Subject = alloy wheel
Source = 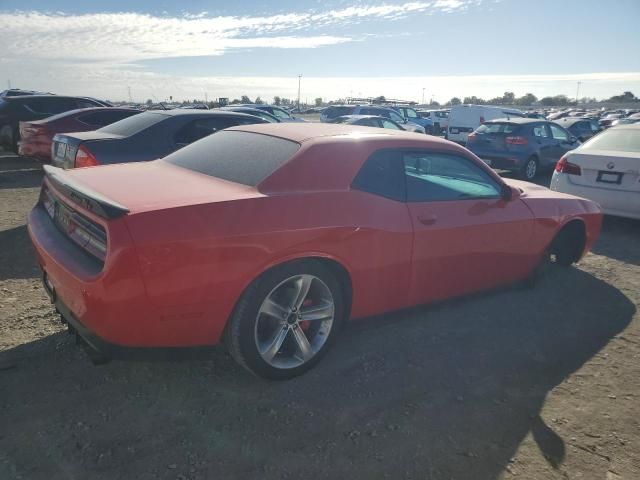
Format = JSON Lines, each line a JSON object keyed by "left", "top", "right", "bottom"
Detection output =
{"left": 254, "top": 274, "right": 335, "bottom": 369}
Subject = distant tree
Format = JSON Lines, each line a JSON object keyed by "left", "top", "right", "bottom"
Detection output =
{"left": 145, "top": 99, "right": 153, "bottom": 106}
{"left": 428, "top": 100, "right": 440, "bottom": 107}
{"left": 448, "top": 97, "right": 462, "bottom": 106}
{"left": 255, "top": 96, "right": 263, "bottom": 104}
{"left": 607, "top": 91, "right": 638, "bottom": 103}
{"left": 374, "top": 95, "right": 386, "bottom": 103}
{"left": 315, "top": 97, "right": 323, "bottom": 107}
{"left": 273, "top": 96, "right": 281, "bottom": 106}
{"left": 502, "top": 91, "right": 515, "bottom": 104}
{"left": 515, "top": 93, "right": 538, "bottom": 106}
{"left": 281, "top": 98, "right": 291, "bottom": 105}
{"left": 240, "top": 95, "right": 252, "bottom": 104}
{"left": 230, "top": 98, "right": 241, "bottom": 104}
{"left": 463, "top": 96, "right": 485, "bottom": 105}
{"left": 539, "top": 95, "right": 570, "bottom": 106}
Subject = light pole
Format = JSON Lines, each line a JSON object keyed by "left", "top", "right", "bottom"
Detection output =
{"left": 422, "top": 88, "right": 425, "bottom": 105}
{"left": 297, "top": 74, "right": 302, "bottom": 110}
{"left": 576, "top": 81, "right": 581, "bottom": 105}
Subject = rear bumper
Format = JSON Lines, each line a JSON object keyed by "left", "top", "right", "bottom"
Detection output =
{"left": 28, "top": 205, "right": 156, "bottom": 347}
{"left": 551, "top": 172, "right": 640, "bottom": 220}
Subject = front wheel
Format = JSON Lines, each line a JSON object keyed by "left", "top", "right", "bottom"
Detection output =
{"left": 225, "top": 260, "right": 345, "bottom": 380}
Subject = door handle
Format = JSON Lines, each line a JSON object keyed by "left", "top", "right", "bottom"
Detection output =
{"left": 418, "top": 214, "right": 437, "bottom": 226}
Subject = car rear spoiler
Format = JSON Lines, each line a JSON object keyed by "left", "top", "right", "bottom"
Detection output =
{"left": 43, "top": 165, "right": 130, "bottom": 219}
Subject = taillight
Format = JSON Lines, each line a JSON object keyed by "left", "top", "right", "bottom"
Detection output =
{"left": 479, "top": 116, "right": 485, "bottom": 124}
{"left": 555, "top": 156, "right": 581, "bottom": 175}
{"left": 75, "top": 145, "right": 100, "bottom": 168}
{"left": 22, "top": 124, "right": 49, "bottom": 136}
{"left": 505, "top": 136, "right": 528, "bottom": 145}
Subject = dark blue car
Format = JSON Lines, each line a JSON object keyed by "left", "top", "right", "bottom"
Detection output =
{"left": 466, "top": 118, "right": 579, "bottom": 180}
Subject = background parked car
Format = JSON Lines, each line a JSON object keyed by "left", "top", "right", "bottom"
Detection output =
{"left": 466, "top": 118, "right": 579, "bottom": 180}
{"left": 551, "top": 124, "right": 640, "bottom": 219}
{"left": 0, "top": 89, "right": 51, "bottom": 98}
{"left": 236, "top": 104, "right": 306, "bottom": 122}
{"left": 554, "top": 117, "right": 601, "bottom": 142}
{"left": 446, "top": 104, "right": 524, "bottom": 144}
{"left": 599, "top": 114, "right": 624, "bottom": 129}
{"left": 0, "top": 95, "right": 107, "bottom": 152}
{"left": 418, "top": 109, "right": 450, "bottom": 135}
{"left": 51, "top": 110, "right": 267, "bottom": 169}
{"left": 392, "top": 105, "right": 434, "bottom": 133}
{"left": 329, "top": 114, "right": 407, "bottom": 131}
{"left": 218, "top": 106, "right": 281, "bottom": 123}
{"left": 18, "top": 107, "right": 141, "bottom": 162}
{"left": 321, "top": 104, "right": 424, "bottom": 132}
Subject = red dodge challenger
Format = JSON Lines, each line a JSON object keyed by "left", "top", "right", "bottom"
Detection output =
{"left": 28, "top": 123, "right": 602, "bottom": 379}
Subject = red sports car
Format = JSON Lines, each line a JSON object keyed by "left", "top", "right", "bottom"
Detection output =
{"left": 18, "top": 107, "right": 140, "bottom": 162}
{"left": 28, "top": 123, "right": 602, "bottom": 379}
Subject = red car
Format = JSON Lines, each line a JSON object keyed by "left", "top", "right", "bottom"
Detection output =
{"left": 18, "top": 107, "right": 140, "bottom": 162}
{"left": 28, "top": 123, "right": 602, "bottom": 379}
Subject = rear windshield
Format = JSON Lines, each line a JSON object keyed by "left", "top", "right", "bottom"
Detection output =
{"left": 98, "top": 111, "right": 166, "bottom": 136}
{"left": 164, "top": 130, "right": 300, "bottom": 186}
{"left": 326, "top": 106, "right": 354, "bottom": 118}
{"left": 581, "top": 128, "right": 640, "bottom": 153}
{"left": 475, "top": 123, "right": 518, "bottom": 134}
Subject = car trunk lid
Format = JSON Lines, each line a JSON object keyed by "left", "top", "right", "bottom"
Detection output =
{"left": 45, "top": 160, "right": 263, "bottom": 216}
{"left": 52, "top": 131, "right": 123, "bottom": 169}
{"left": 565, "top": 149, "right": 640, "bottom": 192}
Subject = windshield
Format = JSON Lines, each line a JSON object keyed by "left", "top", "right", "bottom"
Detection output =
{"left": 164, "top": 130, "right": 300, "bottom": 186}
{"left": 99, "top": 111, "right": 165, "bottom": 136}
{"left": 581, "top": 128, "right": 640, "bottom": 153}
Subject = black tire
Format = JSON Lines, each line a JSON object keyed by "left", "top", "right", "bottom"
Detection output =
{"left": 0, "top": 125, "right": 18, "bottom": 153}
{"left": 225, "top": 260, "right": 346, "bottom": 380}
{"left": 548, "top": 222, "right": 586, "bottom": 267}
{"left": 520, "top": 156, "right": 539, "bottom": 181}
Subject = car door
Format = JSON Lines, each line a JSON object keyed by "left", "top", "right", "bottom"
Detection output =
{"left": 403, "top": 150, "right": 535, "bottom": 305}
{"left": 531, "top": 123, "right": 556, "bottom": 164}
{"left": 549, "top": 123, "right": 578, "bottom": 165}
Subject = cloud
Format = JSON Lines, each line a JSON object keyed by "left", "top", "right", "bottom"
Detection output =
{"left": 0, "top": 2, "right": 481, "bottom": 63}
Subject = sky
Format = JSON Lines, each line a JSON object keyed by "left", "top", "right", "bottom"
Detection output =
{"left": 1, "top": 0, "right": 639, "bottom": 104}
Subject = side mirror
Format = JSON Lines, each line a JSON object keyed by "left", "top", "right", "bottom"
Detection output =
{"left": 569, "top": 136, "right": 578, "bottom": 143}
{"left": 502, "top": 184, "right": 520, "bottom": 201}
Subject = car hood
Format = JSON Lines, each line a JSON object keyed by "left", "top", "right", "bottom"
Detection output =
{"left": 48, "top": 160, "right": 263, "bottom": 215}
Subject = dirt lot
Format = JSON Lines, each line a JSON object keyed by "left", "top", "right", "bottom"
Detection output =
{"left": 0, "top": 152, "right": 639, "bottom": 480}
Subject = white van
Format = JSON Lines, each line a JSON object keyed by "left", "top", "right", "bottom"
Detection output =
{"left": 447, "top": 105, "right": 524, "bottom": 144}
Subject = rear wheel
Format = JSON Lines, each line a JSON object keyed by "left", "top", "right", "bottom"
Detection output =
{"left": 0, "top": 125, "right": 18, "bottom": 153}
{"left": 520, "top": 156, "right": 538, "bottom": 181}
{"left": 225, "top": 260, "right": 345, "bottom": 380}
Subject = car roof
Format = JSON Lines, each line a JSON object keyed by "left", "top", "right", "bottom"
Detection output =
{"left": 148, "top": 109, "right": 260, "bottom": 118}
{"left": 227, "top": 122, "right": 440, "bottom": 144}
{"left": 555, "top": 117, "right": 588, "bottom": 125}
{"left": 337, "top": 115, "right": 385, "bottom": 120}
{"left": 484, "top": 117, "right": 545, "bottom": 125}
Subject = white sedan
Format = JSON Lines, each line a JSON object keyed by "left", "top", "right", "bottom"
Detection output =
{"left": 550, "top": 124, "right": 640, "bottom": 220}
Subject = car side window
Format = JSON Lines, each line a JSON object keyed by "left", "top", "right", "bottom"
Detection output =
{"left": 271, "top": 107, "right": 291, "bottom": 119}
{"left": 403, "top": 152, "right": 501, "bottom": 202}
{"left": 381, "top": 119, "right": 402, "bottom": 130}
{"left": 75, "top": 99, "right": 100, "bottom": 109}
{"left": 532, "top": 124, "right": 549, "bottom": 138}
{"left": 389, "top": 110, "right": 405, "bottom": 123}
{"left": 549, "top": 124, "right": 569, "bottom": 141}
{"left": 352, "top": 149, "right": 405, "bottom": 201}
{"left": 174, "top": 118, "right": 236, "bottom": 145}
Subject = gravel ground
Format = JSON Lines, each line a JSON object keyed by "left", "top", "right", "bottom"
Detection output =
{"left": 0, "top": 152, "right": 638, "bottom": 480}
